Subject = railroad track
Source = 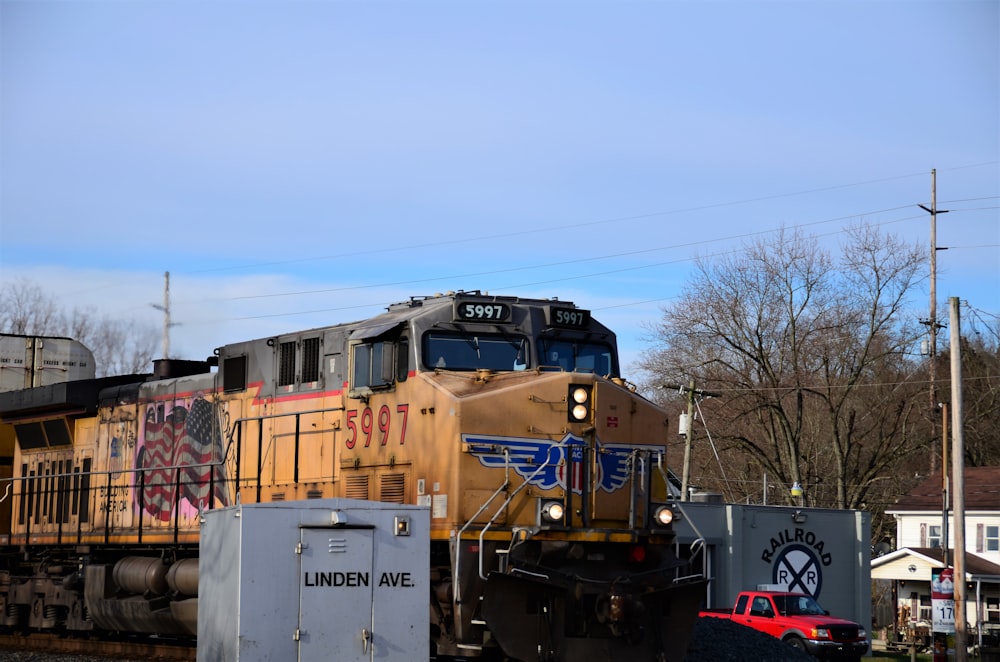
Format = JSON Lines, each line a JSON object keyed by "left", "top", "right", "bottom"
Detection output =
{"left": 0, "top": 632, "right": 196, "bottom": 661}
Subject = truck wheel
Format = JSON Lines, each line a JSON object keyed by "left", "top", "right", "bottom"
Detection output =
{"left": 785, "top": 636, "right": 808, "bottom": 653}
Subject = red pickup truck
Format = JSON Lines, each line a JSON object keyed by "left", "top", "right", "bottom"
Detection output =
{"left": 700, "top": 590, "right": 869, "bottom": 660}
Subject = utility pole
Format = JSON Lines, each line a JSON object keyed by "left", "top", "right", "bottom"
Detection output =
{"left": 662, "top": 382, "right": 719, "bottom": 501}
{"left": 682, "top": 379, "right": 695, "bottom": 501}
{"left": 950, "top": 297, "right": 967, "bottom": 661}
{"left": 920, "top": 169, "right": 949, "bottom": 473}
{"left": 151, "top": 271, "right": 176, "bottom": 359}
{"left": 941, "top": 403, "right": 949, "bottom": 569}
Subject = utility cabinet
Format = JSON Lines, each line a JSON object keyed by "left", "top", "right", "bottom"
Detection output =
{"left": 198, "top": 499, "right": 429, "bottom": 662}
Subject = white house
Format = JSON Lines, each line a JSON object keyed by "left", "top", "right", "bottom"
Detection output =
{"left": 872, "top": 467, "right": 1000, "bottom": 650}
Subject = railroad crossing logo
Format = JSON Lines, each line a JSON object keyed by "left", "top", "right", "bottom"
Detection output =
{"left": 772, "top": 543, "right": 823, "bottom": 597}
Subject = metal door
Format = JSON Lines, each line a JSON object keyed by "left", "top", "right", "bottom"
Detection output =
{"left": 298, "top": 527, "right": 374, "bottom": 662}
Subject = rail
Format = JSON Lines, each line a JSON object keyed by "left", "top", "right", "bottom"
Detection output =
{"left": 230, "top": 406, "right": 344, "bottom": 501}
{"left": 452, "top": 449, "right": 510, "bottom": 605}
{"left": 0, "top": 460, "right": 223, "bottom": 546}
{"left": 655, "top": 452, "right": 708, "bottom": 583}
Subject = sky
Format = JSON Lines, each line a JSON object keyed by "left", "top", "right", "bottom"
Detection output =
{"left": 1, "top": 0, "right": 998, "bottom": 374}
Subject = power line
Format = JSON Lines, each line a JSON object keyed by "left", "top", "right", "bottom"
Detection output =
{"left": 187, "top": 171, "right": 944, "bottom": 276}
{"left": 193, "top": 206, "right": 925, "bottom": 308}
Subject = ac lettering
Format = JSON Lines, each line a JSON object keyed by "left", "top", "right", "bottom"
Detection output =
{"left": 378, "top": 571, "right": 414, "bottom": 588}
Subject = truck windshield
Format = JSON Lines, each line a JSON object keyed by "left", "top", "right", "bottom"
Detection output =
{"left": 423, "top": 332, "right": 528, "bottom": 371}
{"left": 538, "top": 339, "right": 614, "bottom": 375}
{"left": 773, "top": 595, "right": 826, "bottom": 616}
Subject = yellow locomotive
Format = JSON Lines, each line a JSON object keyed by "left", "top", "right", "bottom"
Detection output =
{"left": 0, "top": 292, "right": 705, "bottom": 661}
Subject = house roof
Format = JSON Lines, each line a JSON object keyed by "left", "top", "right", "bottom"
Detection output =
{"left": 872, "top": 547, "right": 1000, "bottom": 582}
{"left": 887, "top": 466, "right": 1000, "bottom": 512}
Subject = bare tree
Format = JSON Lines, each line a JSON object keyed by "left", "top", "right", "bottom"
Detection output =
{"left": 947, "top": 330, "right": 1000, "bottom": 467}
{"left": 0, "top": 279, "right": 157, "bottom": 377}
{"left": 638, "top": 225, "right": 928, "bottom": 513}
{"left": 0, "top": 279, "right": 62, "bottom": 335}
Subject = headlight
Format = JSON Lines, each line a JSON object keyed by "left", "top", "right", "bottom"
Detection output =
{"left": 540, "top": 500, "right": 565, "bottom": 523}
{"left": 811, "top": 627, "right": 830, "bottom": 639}
{"left": 654, "top": 505, "right": 674, "bottom": 526}
{"left": 858, "top": 628, "right": 867, "bottom": 639}
{"left": 567, "top": 385, "right": 592, "bottom": 422}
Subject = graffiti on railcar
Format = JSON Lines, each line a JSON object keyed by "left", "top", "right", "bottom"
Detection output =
{"left": 134, "top": 395, "right": 230, "bottom": 520}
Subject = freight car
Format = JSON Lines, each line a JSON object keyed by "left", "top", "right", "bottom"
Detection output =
{"left": 0, "top": 291, "right": 706, "bottom": 662}
{"left": 0, "top": 334, "right": 96, "bottom": 390}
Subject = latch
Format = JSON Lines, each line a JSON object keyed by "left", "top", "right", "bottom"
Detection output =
{"left": 361, "top": 627, "right": 371, "bottom": 654}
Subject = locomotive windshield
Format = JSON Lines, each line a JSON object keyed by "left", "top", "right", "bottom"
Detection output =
{"left": 538, "top": 339, "right": 614, "bottom": 375}
{"left": 422, "top": 331, "right": 614, "bottom": 375}
{"left": 423, "top": 332, "right": 528, "bottom": 371}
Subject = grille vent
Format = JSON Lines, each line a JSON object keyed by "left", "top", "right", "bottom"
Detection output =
{"left": 380, "top": 473, "right": 406, "bottom": 504}
{"left": 345, "top": 475, "right": 369, "bottom": 500}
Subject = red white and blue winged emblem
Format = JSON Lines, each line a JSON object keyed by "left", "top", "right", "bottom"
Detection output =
{"left": 462, "top": 433, "right": 665, "bottom": 494}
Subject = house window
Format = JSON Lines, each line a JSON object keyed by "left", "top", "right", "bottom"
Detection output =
{"left": 928, "top": 525, "right": 942, "bottom": 549}
{"left": 919, "top": 595, "right": 932, "bottom": 621}
{"left": 987, "top": 597, "right": 1000, "bottom": 623}
{"left": 987, "top": 526, "right": 999, "bottom": 552}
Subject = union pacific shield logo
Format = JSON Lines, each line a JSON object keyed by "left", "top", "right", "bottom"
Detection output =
{"left": 462, "top": 433, "right": 664, "bottom": 494}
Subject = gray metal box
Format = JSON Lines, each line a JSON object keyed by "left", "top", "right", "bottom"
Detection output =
{"left": 198, "top": 499, "right": 429, "bottom": 662}
{"left": 674, "top": 502, "right": 871, "bottom": 632}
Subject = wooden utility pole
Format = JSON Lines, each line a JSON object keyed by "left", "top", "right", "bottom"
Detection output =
{"left": 941, "top": 403, "right": 949, "bottom": 569}
{"left": 920, "top": 169, "right": 948, "bottom": 472}
{"left": 681, "top": 379, "right": 695, "bottom": 501}
{"left": 950, "top": 297, "right": 967, "bottom": 661}
{"left": 661, "top": 382, "right": 718, "bottom": 501}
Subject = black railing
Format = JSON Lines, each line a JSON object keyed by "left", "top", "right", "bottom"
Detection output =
{"left": 1, "top": 406, "right": 344, "bottom": 546}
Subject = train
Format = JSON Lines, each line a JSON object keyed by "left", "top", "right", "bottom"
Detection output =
{"left": 0, "top": 291, "right": 706, "bottom": 661}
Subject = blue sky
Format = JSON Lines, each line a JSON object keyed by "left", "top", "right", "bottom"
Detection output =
{"left": 1, "top": 0, "right": 997, "bottom": 372}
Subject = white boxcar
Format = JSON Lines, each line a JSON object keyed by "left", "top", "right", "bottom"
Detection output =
{"left": 0, "top": 335, "right": 96, "bottom": 390}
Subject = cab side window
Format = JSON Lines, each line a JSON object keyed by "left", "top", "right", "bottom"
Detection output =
{"left": 350, "top": 335, "right": 408, "bottom": 395}
{"left": 353, "top": 340, "right": 392, "bottom": 389}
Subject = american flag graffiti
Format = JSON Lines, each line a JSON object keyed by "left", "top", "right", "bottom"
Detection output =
{"left": 136, "top": 397, "right": 229, "bottom": 521}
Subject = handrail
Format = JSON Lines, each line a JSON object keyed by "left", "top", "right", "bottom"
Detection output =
{"left": 476, "top": 439, "right": 573, "bottom": 581}
{"left": 453, "top": 449, "right": 510, "bottom": 605}
{"left": 2, "top": 406, "right": 349, "bottom": 546}
{"left": 655, "top": 451, "right": 707, "bottom": 577}
{"left": 1, "top": 460, "right": 230, "bottom": 546}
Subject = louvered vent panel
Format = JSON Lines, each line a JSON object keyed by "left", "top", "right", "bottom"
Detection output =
{"left": 278, "top": 341, "right": 296, "bottom": 386}
{"left": 345, "top": 475, "right": 369, "bottom": 500}
{"left": 380, "top": 473, "right": 406, "bottom": 504}
{"left": 301, "top": 337, "right": 320, "bottom": 383}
